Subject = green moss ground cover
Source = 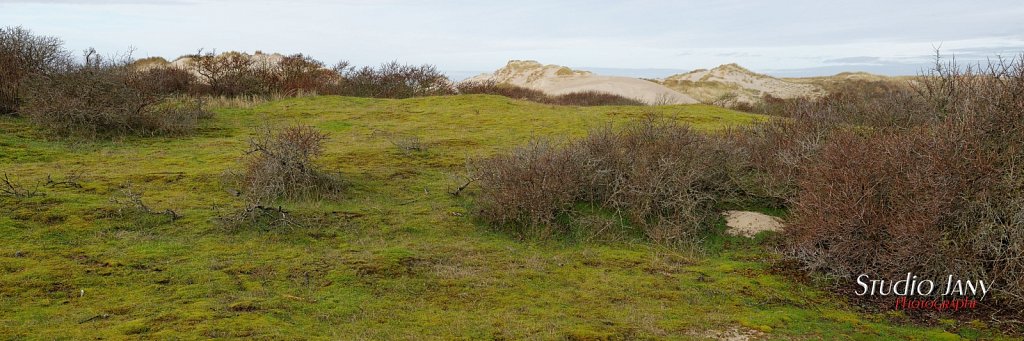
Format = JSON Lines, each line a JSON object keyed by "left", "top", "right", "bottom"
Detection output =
{"left": 0, "top": 95, "right": 1007, "bottom": 339}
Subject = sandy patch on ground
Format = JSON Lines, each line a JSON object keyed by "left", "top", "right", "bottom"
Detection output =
{"left": 722, "top": 210, "right": 783, "bottom": 237}
{"left": 698, "top": 327, "right": 765, "bottom": 340}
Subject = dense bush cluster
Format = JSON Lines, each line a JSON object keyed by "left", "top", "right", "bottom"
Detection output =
{"left": 20, "top": 49, "right": 210, "bottom": 137}
{"left": 474, "top": 55, "right": 1024, "bottom": 308}
{"left": 782, "top": 57, "right": 1024, "bottom": 307}
{"left": 0, "top": 26, "right": 69, "bottom": 115}
{"left": 6, "top": 23, "right": 1021, "bottom": 311}
{"left": 457, "top": 80, "right": 645, "bottom": 106}
{"left": 183, "top": 51, "right": 346, "bottom": 97}
{"left": 473, "top": 118, "right": 740, "bottom": 242}
{"left": 336, "top": 61, "right": 455, "bottom": 98}
{"left": 146, "top": 53, "right": 456, "bottom": 99}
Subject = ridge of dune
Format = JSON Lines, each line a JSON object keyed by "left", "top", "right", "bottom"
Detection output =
{"left": 661, "top": 63, "right": 825, "bottom": 104}
{"left": 467, "top": 60, "right": 699, "bottom": 105}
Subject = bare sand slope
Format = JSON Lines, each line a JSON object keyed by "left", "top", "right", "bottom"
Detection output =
{"left": 468, "top": 60, "right": 698, "bottom": 105}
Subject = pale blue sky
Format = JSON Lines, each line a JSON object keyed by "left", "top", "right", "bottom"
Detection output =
{"left": 3, "top": 0, "right": 1023, "bottom": 78}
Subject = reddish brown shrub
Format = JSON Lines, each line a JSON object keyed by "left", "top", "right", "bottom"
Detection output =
{"left": 547, "top": 90, "right": 645, "bottom": 106}
{"left": 474, "top": 118, "right": 741, "bottom": 242}
{"left": 457, "top": 80, "right": 645, "bottom": 106}
{"left": 187, "top": 50, "right": 271, "bottom": 96}
{"left": 456, "top": 80, "right": 547, "bottom": 102}
{"left": 20, "top": 49, "right": 210, "bottom": 137}
{"left": 276, "top": 54, "right": 338, "bottom": 95}
{"left": 133, "top": 66, "right": 196, "bottom": 95}
{"left": 782, "top": 54, "right": 1024, "bottom": 308}
{"left": 473, "top": 139, "right": 584, "bottom": 238}
{"left": 335, "top": 61, "right": 455, "bottom": 98}
{"left": 0, "top": 26, "right": 69, "bottom": 115}
{"left": 241, "top": 125, "right": 343, "bottom": 203}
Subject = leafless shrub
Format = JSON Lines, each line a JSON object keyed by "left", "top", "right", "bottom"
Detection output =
{"left": 473, "top": 118, "right": 742, "bottom": 243}
{"left": 19, "top": 49, "right": 211, "bottom": 138}
{"left": 216, "top": 201, "right": 303, "bottom": 230}
{"left": 710, "top": 92, "right": 740, "bottom": 108}
{"left": 738, "top": 79, "right": 927, "bottom": 130}
{"left": 219, "top": 125, "right": 341, "bottom": 231}
{"left": 239, "top": 125, "right": 343, "bottom": 203}
{"left": 187, "top": 50, "right": 266, "bottom": 96}
{"left": 456, "top": 80, "right": 548, "bottom": 102}
{"left": 0, "top": 26, "right": 70, "bottom": 115}
{"left": 782, "top": 53, "right": 1024, "bottom": 309}
{"left": 374, "top": 129, "right": 428, "bottom": 155}
{"left": 109, "top": 182, "right": 180, "bottom": 220}
{"left": 135, "top": 66, "right": 196, "bottom": 95}
{"left": 473, "top": 138, "right": 584, "bottom": 238}
{"left": 547, "top": 90, "right": 645, "bottom": 106}
{"left": 651, "top": 92, "right": 675, "bottom": 106}
{"left": 334, "top": 61, "right": 455, "bottom": 98}
{"left": 275, "top": 54, "right": 339, "bottom": 95}
{"left": 456, "top": 80, "right": 645, "bottom": 106}
{"left": 447, "top": 173, "right": 476, "bottom": 197}
{"left": 1, "top": 173, "right": 41, "bottom": 198}
{"left": 44, "top": 170, "right": 83, "bottom": 189}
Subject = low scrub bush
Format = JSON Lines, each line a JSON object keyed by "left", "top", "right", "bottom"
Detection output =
{"left": 187, "top": 50, "right": 269, "bottom": 96}
{"left": 547, "top": 90, "right": 645, "bottom": 106}
{"left": 457, "top": 80, "right": 645, "bottom": 106}
{"left": 19, "top": 49, "right": 210, "bottom": 137}
{"left": 239, "top": 125, "right": 343, "bottom": 203}
{"left": 0, "top": 26, "right": 69, "bottom": 115}
{"left": 782, "top": 55, "right": 1024, "bottom": 308}
{"left": 335, "top": 61, "right": 455, "bottom": 98}
{"left": 275, "top": 54, "right": 339, "bottom": 95}
{"left": 136, "top": 66, "right": 197, "bottom": 95}
{"left": 456, "top": 80, "right": 547, "bottom": 102}
{"left": 474, "top": 118, "right": 741, "bottom": 242}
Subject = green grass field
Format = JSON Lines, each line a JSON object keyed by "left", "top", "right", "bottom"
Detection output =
{"left": 0, "top": 95, "right": 1006, "bottom": 339}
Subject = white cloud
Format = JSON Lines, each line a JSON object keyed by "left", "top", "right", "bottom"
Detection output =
{"left": 1, "top": 0, "right": 1022, "bottom": 75}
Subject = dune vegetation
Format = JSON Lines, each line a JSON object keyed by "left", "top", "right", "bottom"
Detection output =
{"left": 3, "top": 26, "right": 1023, "bottom": 339}
{"left": 3, "top": 95, "right": 1007, "bottom": 339}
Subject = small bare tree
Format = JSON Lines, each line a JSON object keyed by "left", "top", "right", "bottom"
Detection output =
{"left": 0, "top": 26, "right": 70, "bottom": 115}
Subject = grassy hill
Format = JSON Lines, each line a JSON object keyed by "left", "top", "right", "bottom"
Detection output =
{"left": 0, "top": 95, "right": 1000, "bottom": 339}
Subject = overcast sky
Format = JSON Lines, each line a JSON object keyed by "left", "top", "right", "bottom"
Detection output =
{"left": 3, "top": 0, "right": 1024, "bottom": 78}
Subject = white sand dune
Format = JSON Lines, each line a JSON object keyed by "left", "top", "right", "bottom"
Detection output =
{"left": 661, "top": 64, "right": 825, "bottom": 104}
{"left": 467, "top": 60, "right": 698, "bottom": 105}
